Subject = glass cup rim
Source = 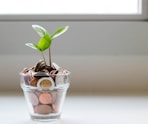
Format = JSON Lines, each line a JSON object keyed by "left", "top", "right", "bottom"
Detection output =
{"left": 19, "top": 71, "right": 71, "bottom": 76}
{"left": 21, "top": 83, "right": 70, "bottom": 91}
{"left": 20, "top": 71, "right": 70, "bottom": 91}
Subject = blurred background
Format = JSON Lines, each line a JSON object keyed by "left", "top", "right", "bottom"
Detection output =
{"left": 1, "top": 21, "right": 148, "bottom": 94}
{"left": 0, "top": 0, "right": 148, "bottom": 95}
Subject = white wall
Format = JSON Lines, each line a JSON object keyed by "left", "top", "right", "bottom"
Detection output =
{"left": 0, "top": 21, "right": 148, "bottom": 93}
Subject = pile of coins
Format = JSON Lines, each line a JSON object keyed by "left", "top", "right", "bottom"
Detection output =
{"left": 21, "top": 60, "right": 69, "bottom": 116}
{"left": 22, "top": 60, "right": 68, "bottom": 90}
{"left": 26, "top": 90, "right": 64, "bottom": 115}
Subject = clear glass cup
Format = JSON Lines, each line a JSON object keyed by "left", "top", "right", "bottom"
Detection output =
{"left": 20, "top": 71, "right": 70, "bottom": 122}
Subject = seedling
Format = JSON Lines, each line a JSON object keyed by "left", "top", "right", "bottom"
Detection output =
{"left": 26, "top": 25, "right": 69, "bottom": 66}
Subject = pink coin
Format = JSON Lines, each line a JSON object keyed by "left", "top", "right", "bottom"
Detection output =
{"left": 28, "top": 93, "right": 39, "bottom": 106}
{"left": 52, "top": 103, "right": 60, "bottom": 113}
{"left": 50, "top": 91, "right": 57, "bottom": 103}
{"left": 39, "top": 92, "right": 53, "bottom": 104}
{"left": 35, "top": 105, "right": 52, "bottom": 114}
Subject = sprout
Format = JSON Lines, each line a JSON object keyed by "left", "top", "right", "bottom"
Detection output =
{"left": 25, "top": 25, "right": 69, "bottom": 66}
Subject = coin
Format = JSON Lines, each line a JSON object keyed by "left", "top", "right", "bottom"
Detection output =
{"left": 34, "top": 60, "right": 46, "bottom": 72}
{"left": 28, "top": 93, "right": 39, "bottom": 106}
{"left": 52, "top": 103, "right": 59, "bottom": 113}
{"left": 51, "top": 91, "right": 57, "bottom": 103}
{"left": 33, "top": 72, "right": 49, "bottom": 77}
{"left": 30, "top": 77, "right": 38, "bottom": 86}
{"left": 37, "top": 77, "right": 55, "bottom": 90}
{"left": 40, "top": 80, "right": 52, "bottom": 88}
{"left": 39, "top": 92, "right": 53, "bottom": 104}
{"left": 34, "top": 105, "right": 52, "bottom": 114}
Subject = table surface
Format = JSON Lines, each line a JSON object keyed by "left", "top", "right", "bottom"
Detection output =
{"left": 0, "top": 93, "right": 148, "bottom": 124}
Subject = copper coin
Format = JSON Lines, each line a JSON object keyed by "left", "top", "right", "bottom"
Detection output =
{"left": 30, "top": 77, "right": 38, "bottom": 86}
{"left": 28, "top": 93, "right": 39, "bottom": 106}
{"left": 51, "top": 91, "right": 57, "bottom": 103}
{"left": 52, "top": 103, "right": 60, "bottom": 113}
{"left": 35, "top": 105, "right": 52, "bottom": 114}
{"left": 39, "top": 92, "right": 53, "bottom": 104}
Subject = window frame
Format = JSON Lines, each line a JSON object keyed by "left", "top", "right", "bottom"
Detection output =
{"left": 0, "top": 0, "right": 147, "bottom": 21}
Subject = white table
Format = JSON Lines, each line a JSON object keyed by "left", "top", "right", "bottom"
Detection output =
{"left": 0, "top": 93, "right": 148, "bottom": 124}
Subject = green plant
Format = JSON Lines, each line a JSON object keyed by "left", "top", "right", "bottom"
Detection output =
{"left": 26, "top": 25, "right": 69, "bottom": 66}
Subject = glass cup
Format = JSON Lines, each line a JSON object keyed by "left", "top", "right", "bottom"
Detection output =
{"left": 20, "top": 71, "right": 70, "bottom": 122}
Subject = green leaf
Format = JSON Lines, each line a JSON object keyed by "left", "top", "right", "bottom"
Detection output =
{"left": 25, "top": 43, "right": 38, "bottom": 50}
{"left": 32, "top": 25, "right": 49, "bottom": 37}
{"left": 37, "top": 35, "right": 52, "bottom": 51}
{"left": 51, "top": 26, "right": 69, "bottom": 39}
{"left": 25, "top": 35, "right": 52, "bottom": 52}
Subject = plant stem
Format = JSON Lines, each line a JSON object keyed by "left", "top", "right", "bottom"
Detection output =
{"left": 41, "top": 52, "right": 46, "bottom": 65}
{"left": 49, "top": 47, "right": 52, "bottom": 67}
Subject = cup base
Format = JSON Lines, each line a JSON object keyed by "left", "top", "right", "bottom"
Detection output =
{"left": 31, "top": 114, "right": 60, "bottom": 122}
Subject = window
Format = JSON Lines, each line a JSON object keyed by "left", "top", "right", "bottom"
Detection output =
{"left": 0, "top": 0, "right": 147, "bottom": 21}
{"left": 0, "top": 0, "right": 141, "bottom": 14}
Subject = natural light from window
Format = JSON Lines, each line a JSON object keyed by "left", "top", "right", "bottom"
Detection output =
{"left": 0, "top": 0, "right": 141, "bottom": 15}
